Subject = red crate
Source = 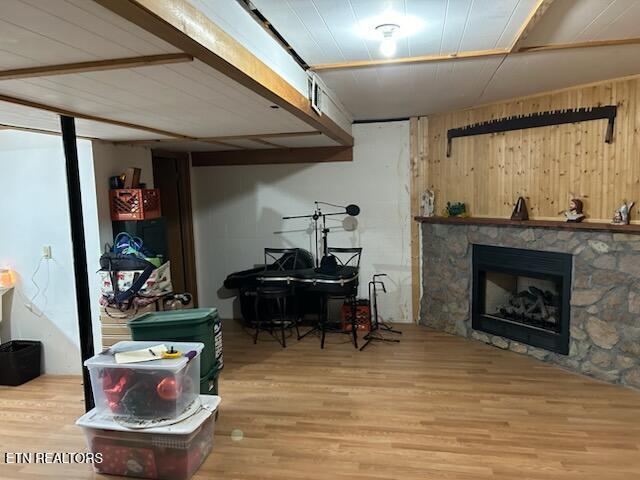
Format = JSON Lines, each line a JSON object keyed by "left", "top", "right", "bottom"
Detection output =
{"left": 341, "top": 301, "right": 371, "bottom": 332}
{"left": 109, "top": 189, "right": 161, "bottom": 221}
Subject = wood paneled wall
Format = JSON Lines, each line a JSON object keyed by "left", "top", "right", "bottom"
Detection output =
{"left": 414, "top": 76, "right": 640, "bottom": 222}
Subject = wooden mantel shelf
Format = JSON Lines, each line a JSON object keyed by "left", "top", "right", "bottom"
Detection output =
{"left": 414, "top": 216, "right": 640, "bottom": 234}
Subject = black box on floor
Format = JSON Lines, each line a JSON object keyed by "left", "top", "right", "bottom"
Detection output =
{"left": 0, "top": 340, "right": 42, "bottom": 386}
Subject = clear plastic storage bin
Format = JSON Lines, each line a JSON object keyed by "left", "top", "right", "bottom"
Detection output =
{"left": 77, "top": 395, "right": 220, "bottom": 480}
{"left": 85, "top": 341, "right": 204, "bottom": 421}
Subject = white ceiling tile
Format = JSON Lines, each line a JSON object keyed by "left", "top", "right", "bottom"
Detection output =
{"left": 520, "top": 0, "right": 640, "bottom": 46}
{"left": 319, "top": 56, "right": 504, "bottom": 119}
{"left": 480, "top": 43, "right": 640, "bottom": 103}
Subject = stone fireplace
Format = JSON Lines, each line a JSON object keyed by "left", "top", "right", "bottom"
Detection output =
{"left": 420, "top": 221, "right": 640, "bottom": 389}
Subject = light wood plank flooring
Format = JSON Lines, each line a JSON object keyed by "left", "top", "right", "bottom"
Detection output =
{"left": 1, "top": 323, "right": 639, "bottom": 479}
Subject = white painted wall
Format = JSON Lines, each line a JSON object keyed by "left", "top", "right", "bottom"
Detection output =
{"left": 0, "top": 135, "right": 153, "bottom": 374}
{"left": 0, "top": 131, "right": 96, "bottom": 374}
{"left": 191, "top": 121, "right": 412, "bottom": 323}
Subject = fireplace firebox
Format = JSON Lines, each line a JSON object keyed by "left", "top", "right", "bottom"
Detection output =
{"left": 472, "top": 244, "right": 572, "bottom": 355}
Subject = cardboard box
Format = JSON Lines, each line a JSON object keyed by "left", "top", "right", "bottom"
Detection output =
{"left": 123, "top": 167, "right": 141, "bottom": 188}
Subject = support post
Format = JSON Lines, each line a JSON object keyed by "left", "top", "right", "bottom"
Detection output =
{"left": 60, "top": 115, "right": 95, "bottom": 412}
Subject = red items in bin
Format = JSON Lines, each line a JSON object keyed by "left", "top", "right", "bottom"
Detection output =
{"left": 101, "top": 368, "right": 193, "bottom": 418}
{"left": 110, "top": 188, "right": 161, "bottom": 221}
{"left": 85, "top": 341, "right": 203, "bottom": 422}
{"left": 77, "top": 395, "right": 220, "bottom": 480}
{"left": 341, "top": 300, "right": 371, "bottom": 332}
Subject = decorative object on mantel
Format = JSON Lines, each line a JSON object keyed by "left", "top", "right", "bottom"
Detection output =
{"left": 561, "top": 198, "right": 585, "bottom": 223}
{"left": 446, "top": 105, "right": 617, "bottom": 157}
{"left": 420, "top": 190, "right": 435, "bottom": 217}
{"left": 510, "top": 196, "right": 529, "bottom": 221}
{"left": 612, "top": 200, "right": 635, "bottom": 225}
{"left": 442, "top": 202, "right": 468, "bottom": 218}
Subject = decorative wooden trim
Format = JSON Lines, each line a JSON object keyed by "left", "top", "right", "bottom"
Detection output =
{"left": 517, "top": 37, "right": 640, "bottom": 54}
{"left": 310, "top": 49, "right": 507, "bottom": 71}
{"left": 118, "top": 130, "right": 322, "bottom": 145}
{"left": 415, "top": 216, "right": 640, "bottom": 234}
{"left": 248, "top": 138, "right": 284, "bottom": 148}
{"left": 0, "top": 123, "right": 97, "bottom": 140}
{"left": 0, "top": 93, "right": 192, "bottom": 139}
{"left": 510, "top": 0, "right": 555, "bottom": 52}
{"left": 209, "top": 131, "right": 321, "bottom": 141}
{"left": 96, "top": 0, "right": 353, "bottom": 146}
{"left": 192, "top": 146, "right": 352, "bottom": 166}
{"left": 201, "top": 139, "right": 249, "bottom": 149}
{"left": 0, "top": 54, "right": 193, "bottom": 81}
{"left": 409, "top": 117, "right": 423, "bottom": 324}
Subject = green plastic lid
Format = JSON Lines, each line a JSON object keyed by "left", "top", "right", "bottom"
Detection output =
{"left": 128, "top": 308, "right": 218, "bottom": 328}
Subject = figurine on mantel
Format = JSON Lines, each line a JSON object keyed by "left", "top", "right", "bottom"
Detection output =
{"left": 612, "top": 200, "right": 635, "bottom": 225}
{"left": 443, "top": 202, "right": 469, "bottom": 218}
{"left": 420, "top": 189, "right": 435, "bottom": 217}
{"left": 510, "top": 196, "right": 529, "bottom": 221}
{"left": 562, "top": 198, "right": 585, "bottom": 223}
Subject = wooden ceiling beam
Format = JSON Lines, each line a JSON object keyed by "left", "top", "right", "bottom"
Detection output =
{"left": 510, "top": 0, "right": 555, "bottom": 52}
{"left": 310, "top": 49, "right": 508, "bottom": 72}
{"left": 517, "top": 37, "right": 640, "bottom": 54}
{"left": 95, "top": 0, "right": 353, "bottom": 147}
{"left": 0, "top": 123, "right": 96, "bottom": 140}
{"left": 248, "top": 138, "right": 284, "bottom": 148}
{"left": 192, "top": 146, "right": 352, "bottom": 166}
{"left": 0, "top": 93, "right": 192, "bottom": 139}
{"left": 0, "top": 53, "right": 193, "bottom": 81}
{"left": 114, "top": 130, "right": 322, "bottom": 145}
{"left": 205, "top": 131, "right": 321, "bottom": 141}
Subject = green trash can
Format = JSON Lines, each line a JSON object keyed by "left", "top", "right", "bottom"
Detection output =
{"left": 200, "top": 362, "right": 219, "bottom": 395}
{"left": 128, "top": 308, "right": 219, "bottom": 374}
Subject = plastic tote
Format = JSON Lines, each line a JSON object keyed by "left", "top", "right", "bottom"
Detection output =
{"left": 200, "top": 362, "right": 219, "bottom": 395}
{"left": 77, "top": 395, "right": 220, "bottom": 480}
{"left": 128, "top": 308, "right": 221, "bottom": 373}
{"left": 85, "top": 341, "right": 203, "bottom": 421}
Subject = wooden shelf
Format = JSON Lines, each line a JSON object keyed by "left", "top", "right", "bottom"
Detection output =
{"left": 414, "top": 216, "right": 640, "bottom": 234}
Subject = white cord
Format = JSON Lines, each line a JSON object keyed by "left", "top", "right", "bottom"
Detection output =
{"left": 29, "top": 255, "right": 45, "bottom": 305}
{"left": 27, "top": 255, "right": 50, "bottom": 316}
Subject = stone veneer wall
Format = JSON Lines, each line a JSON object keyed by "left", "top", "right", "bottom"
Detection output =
{"left": 420, "top": 223, "right": 640, "bottom": 389}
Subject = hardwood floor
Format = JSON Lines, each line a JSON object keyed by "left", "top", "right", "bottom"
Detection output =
{"left": 1, "top": 323, "right": 639, "bottom": 479}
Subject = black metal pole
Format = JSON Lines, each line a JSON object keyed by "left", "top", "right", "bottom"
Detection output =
{"left": 60, "top": 115, "right": 95, "bottom": 412}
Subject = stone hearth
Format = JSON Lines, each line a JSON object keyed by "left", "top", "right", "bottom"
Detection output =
{"left": 420, "top": 223, "right": 640, "bottom": 389}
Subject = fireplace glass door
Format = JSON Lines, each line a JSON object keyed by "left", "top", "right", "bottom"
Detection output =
{"left": 472, "top": 244, "right": 572, "bottom": 354}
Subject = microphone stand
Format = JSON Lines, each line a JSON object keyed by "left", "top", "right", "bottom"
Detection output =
{"left": 282, "top": 204, "right": 322, "bottom": 268}
{"left": 283, "top": 202, "right": 354, "bottom": 268}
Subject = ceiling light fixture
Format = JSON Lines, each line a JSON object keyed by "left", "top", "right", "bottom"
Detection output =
{"left": 376, "top": 23, "right": 399, "bottom": 57}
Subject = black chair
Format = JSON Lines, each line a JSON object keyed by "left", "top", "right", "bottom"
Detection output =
{"left": 254, "top": 248, "right": 300, "bottom": 347}
{"left": 318, "top": 247, "right": 362, "bottom": 349}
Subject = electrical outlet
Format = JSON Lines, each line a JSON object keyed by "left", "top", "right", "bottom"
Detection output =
{"left": 42, "top": 245, "right": 52, "bottom": 259}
